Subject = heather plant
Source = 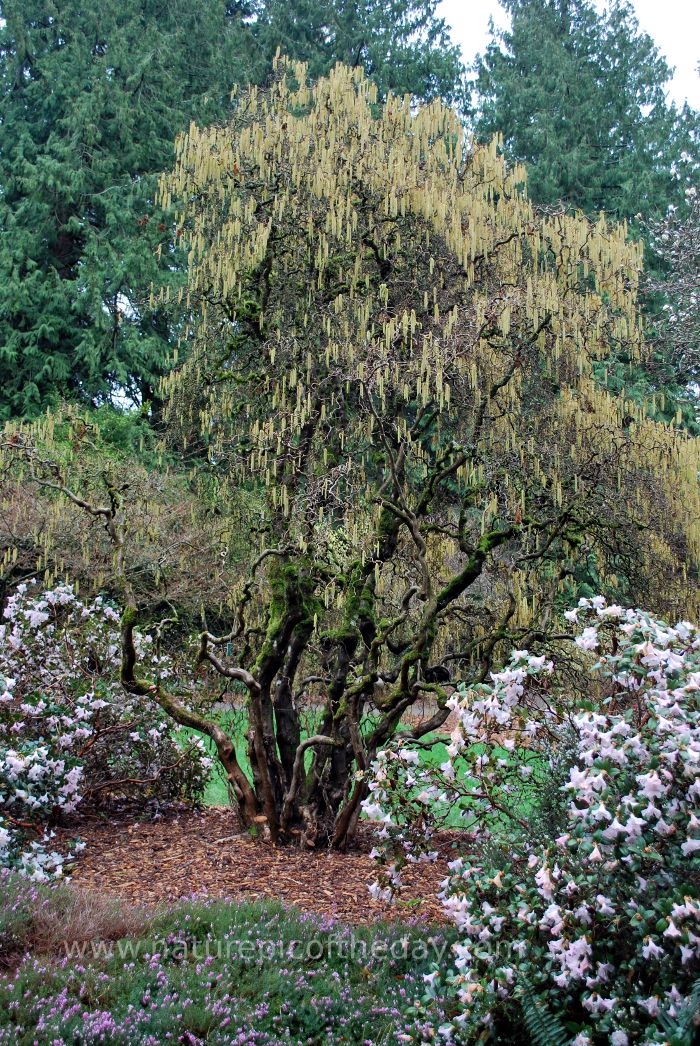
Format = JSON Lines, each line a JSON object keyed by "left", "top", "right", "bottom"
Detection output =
{"left": 0, "top": 581, "right": 211, "bottom": 878}
{"left": 0, "top": 870, "right": 155, "bottom": 964}
{"left": 364, "top": 600, "right": 700, "bottom": 1042}
{"left": 0, "top": 873, "right": 456, "bottom": 1044}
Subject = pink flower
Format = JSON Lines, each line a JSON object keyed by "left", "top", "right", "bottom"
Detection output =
{"left": 636, "top": 771, "right": 667, "bottom": 800}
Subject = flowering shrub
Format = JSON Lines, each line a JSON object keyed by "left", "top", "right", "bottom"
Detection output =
{"left": 1, "top": 582, "right": 211, "bottom": 878}
{"left": 364, "top": 599, "right": 700, "bottom": 1043}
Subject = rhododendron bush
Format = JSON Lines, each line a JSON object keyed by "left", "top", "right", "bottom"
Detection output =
{"left": 0, "top": 582, "right": 210, "bottom": 878}
{"left": 364, "top": 600, "right": 700, "bottom": 1042}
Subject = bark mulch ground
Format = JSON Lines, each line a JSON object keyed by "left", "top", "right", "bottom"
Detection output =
{"left": 58, "top": 806, "right": 461, "bottom": 925}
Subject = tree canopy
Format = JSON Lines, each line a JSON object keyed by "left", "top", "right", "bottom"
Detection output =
{"left": 473, "top": 0, "right": 699, "bottom": 220}
{"left": 0, "top": 0, "right": 257, "bottom": 421}
{"left": 0, "top": 0, "right": 466, "bottom": 423}
{"left": 249, "top": 0, "right": 465, "bottom": 106}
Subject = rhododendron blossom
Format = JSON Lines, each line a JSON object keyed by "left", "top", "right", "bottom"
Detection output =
{"left": 364, "top": 599, "right": 700, "bottom": 1042}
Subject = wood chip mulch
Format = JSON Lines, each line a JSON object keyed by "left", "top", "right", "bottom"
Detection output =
{"left": 56, "top": 806, "right": 461, "bottom": 925}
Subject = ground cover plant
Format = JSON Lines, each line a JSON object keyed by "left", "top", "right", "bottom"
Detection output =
{"left": 0, "top": 871, "right": 457, "bottom": 1045}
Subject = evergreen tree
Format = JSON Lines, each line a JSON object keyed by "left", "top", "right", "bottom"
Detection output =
{"left": 250, "top": 0, "right": 465, "bottom": 106}
{"left": 473, "top": 0, "right": 699, "bottom": 220}
{"left": 0, "top": 0, "right": 253, "bottom": 421}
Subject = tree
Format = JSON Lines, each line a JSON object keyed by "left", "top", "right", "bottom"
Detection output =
{"left": 644, "top": 186, "right": 700, "bottom": 404}
{"left": 249, "top": 0, "right": 465, "bottom": 106}
{"left": 0, "top": 0, "right": 466, "bottom": 425}
{"left": 473, "top": 0, "right": 699, "bottom": 220}
{"left": 6, "top": 62, "right": 699, "bottom": 849}
{"left": 0, "top": 0, "right": 253, "bottom": 422}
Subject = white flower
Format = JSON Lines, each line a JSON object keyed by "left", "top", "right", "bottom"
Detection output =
{"left": 534, "top": 865, "right": 554, "bottom": 900}
{"left": 582, "top": 993, "right": 615, "bottom": 1014}
{"left": 398, "top": 748, "right": 419, "bottom": 765}
{"left": 602, "top": 818, "right": 625, "bottom": 841}
{"left": 595, "top": 894, "right": 615, "bottom": 916}
{"left": 368, "top": 881, "right": 393, "bottom": 903}
{"left": 361, "top": 801, "right": 385, "bottom": 821}
{"left": 642, "top": 938, "right": 664, "bottom": 959}
{"left": 598, "top": 605, "right": 624, "bottom": 620}
{"left": 641, "top": 996, "right": 660, "bottom": 1017}
{"left": 575, "top": 627, "right": 599, "bottom": 651}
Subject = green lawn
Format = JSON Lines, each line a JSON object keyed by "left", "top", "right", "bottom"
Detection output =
{"left": 189, "top": 711, "right": 539, "bottom": 830}
{"left": 186, "top": 708, "right": 325, "bottom": 806}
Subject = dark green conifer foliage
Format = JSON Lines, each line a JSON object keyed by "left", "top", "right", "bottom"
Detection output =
{"left": 0, "top": 0, "right": 254, "bottom": 421}
{"left": 0, "top": 0, "right": 466, "bottom": 422}
{"left": 474, "top": 0, "right": 699, "bottom": 220}
{"left": 250, "top": 0, "right": 465, "bottom": 106}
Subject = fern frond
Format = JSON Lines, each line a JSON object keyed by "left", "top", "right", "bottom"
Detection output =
{"left": 515, "top": 980, "right": 569, "bottom": 1046}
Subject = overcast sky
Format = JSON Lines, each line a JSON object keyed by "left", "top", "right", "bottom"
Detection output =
{"left": 438, "top": 0, "right": 700, "bottom": 110}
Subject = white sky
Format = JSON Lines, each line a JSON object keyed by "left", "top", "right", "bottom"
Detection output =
{"left": 439, "top": 0, "right": 700, "bottom": 110}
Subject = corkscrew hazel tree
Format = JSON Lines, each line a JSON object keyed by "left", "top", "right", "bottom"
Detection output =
{"left": 6, "top": 60, "right": 700, "bottom": 849}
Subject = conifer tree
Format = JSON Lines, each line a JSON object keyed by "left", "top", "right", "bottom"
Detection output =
{"left": 0, "top": 0, "right": 255, "bottom": 422}
{"left": 473, "top": 0, "right": 699, "bottom": 220}
{"left": 250, "top": 0, "right": 465, "bottom": 106}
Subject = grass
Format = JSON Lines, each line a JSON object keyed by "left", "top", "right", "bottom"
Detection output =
{"left": 191, "top": 710, "right": 541, "bottom": 829}
{"left": 186, "top": 707, "right": 326, "bottom": 807}
{"left": 0, "top": 871, "right": 455, "bottom": 1044}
